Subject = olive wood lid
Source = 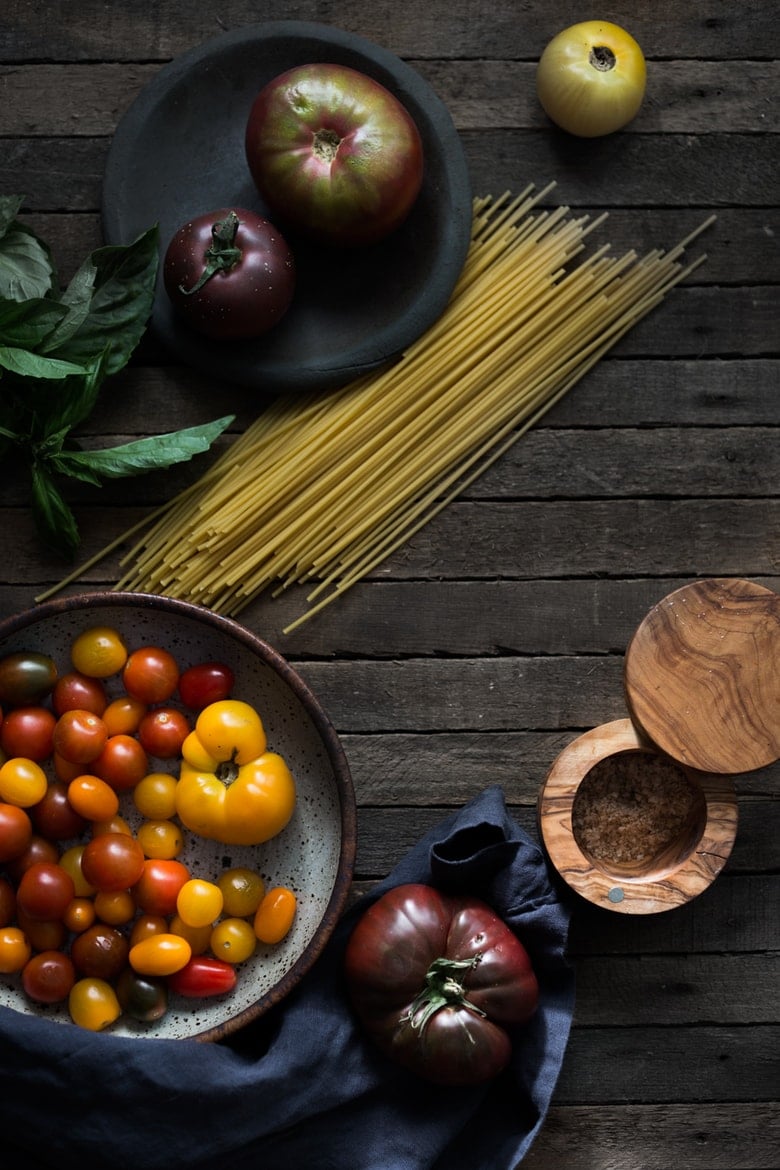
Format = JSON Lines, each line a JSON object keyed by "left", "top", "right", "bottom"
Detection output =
{"left": 624, "top": 578, "right": 780, "bottom": 774}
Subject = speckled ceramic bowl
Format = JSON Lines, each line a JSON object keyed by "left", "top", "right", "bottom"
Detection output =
{"left": 0, "top": 592, "right": 356, "bottom": 1040}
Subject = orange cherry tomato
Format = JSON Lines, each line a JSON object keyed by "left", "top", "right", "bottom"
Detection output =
{"left": 67, "top": 774, "right": 120, "bottom": 822}
{"left": 253, "top": 886, "right": 297, "bottom": 944}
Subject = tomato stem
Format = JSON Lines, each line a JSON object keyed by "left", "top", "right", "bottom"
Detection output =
{"left": 178, "top": 211, "right": 242, "bottom": 295}
{"left": 589, "top": 45, "right": 617, "bottom": 72}
{"left": 404, "top": 954, "right": 486, "bottom": 1035}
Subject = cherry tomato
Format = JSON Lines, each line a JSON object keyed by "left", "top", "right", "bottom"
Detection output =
{"left": 0, "top": 801, "right": 33, "bottom": 862}
{"left": 116, "top": 967, "right": 168, "bottom": 1022}
{"left": 70, "top": 626, "right": 128, "bottom": 678}
{"left": 253, "top": 886, "right": 297, "bottom": 944}
{"left": 67, "top": 774, "right": 120, "bottom": 822}
{"left": 17, "top": 861, "right": 75, "bottom": 921}
{"left": 80, "top": 831, "right": 145, "bottom": 892}
{"left": 138, "top": 706, "right": 190, "bottom": 759}
{"left": 30, "top": 780, "right": 87, "bottom": 840}
{"left": 0, "top": 756, "right": 48, "bottom": 807}
{"left": 63, "top": 897, "right": 96, "bottom": 934}
{"left": 52, "top": 750, "right": 84, "bottom": 783}
{"left": 217, "top": 866, "right": 265, "bottom": 918}
{"left": 167, "top": 955, "right": 238, "bottom": 998}
{"left": 53, "top": 708, "right": 108, "bottom": 765}
{"left": 129, "top": 913, "right": 168, "bottom": 947}
{"left": 90, "top": 813, "right": 133, "bottom": 838}
{"left": 132, "top": 858, "right": 190, "bottom": 916}
{"left": 0, "top": 876, "right": 16, "bottom": 926}
{"left": 0, "top": 705, "right": 56, "bottom": 760}
{"left": 69, "top": 977, "right": 121, "bottom": 1031}
{"left": 133, "top": 771, "right": 178, "bottom": 820}
{"left": 70, "top": 923, "right": 129, "bottom": 979}
{"left": 245, "top": 65, "right": 424, "bottom": 246}
{"left": 129, "top": 932, "right": 192, "bottom": 977}
{"left": 0, "top": 925, "right": 31, "bottom": 973}
{"left": 136, "top": 818, "right": 184, "bottom": 860}
{"left": 92, "top": 734, "right": 148, "bottom": 791}
{"left": 210, "top": 917, "right": 257, "bottom": 964}
{"left": 176, "top": 878, "right": 224, "bottom": 928}
{"left": 536, "top": 21, "right": 647, "bottom": 137}
{"left": 93, "top": 888, "right": 136, "bottom": 926}
{"left": 178, "top": 662, "right": 234, "bottom": 710}
{"left": 102, "top": 695, "right": 147, "bottom": 736}
{"left": 15, "top": 907, "right": 66, "bottom": 951}
{"left": 0, "top": 651, "right": 58, "bottom": 706}
{"left": 5, "top": 833, "right": 59, "bottom": 880}
{"left": 163, "top": 209, "right": 295, "bottom": 340}
{"left": 122, "top": 646, "right": 180, "bottom": 704}
{"left": 22, "top": 949, "right": 76, "bottom": 1004}
{"left": 169, "top": 913, "right": 212, "bottom": 955}
{"left": 59, "top": 844, "right": 96, "bottom": 896}
{"left": 52, "top": 671, "right": 108, "bottom": 716}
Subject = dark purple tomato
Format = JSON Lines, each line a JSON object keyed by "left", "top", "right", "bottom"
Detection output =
{"left": 163, "top": 208, "right": 295, "bottom": 339}
{"left": 178, "top": 662, "right": 235, "bottom": 710}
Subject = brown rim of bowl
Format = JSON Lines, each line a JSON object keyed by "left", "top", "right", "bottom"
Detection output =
{"left": 0, "top": 590, "right": 358, "bottom": 1040}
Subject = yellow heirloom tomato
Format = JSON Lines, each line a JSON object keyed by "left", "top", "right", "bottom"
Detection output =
{"left": 175, "top": 700, "right": 296, "bottom": 846}
{"left": 536, "top": 21, "right": 646, "bottom": 138}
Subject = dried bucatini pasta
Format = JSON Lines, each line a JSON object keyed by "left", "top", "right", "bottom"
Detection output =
{"left": 43, "top": 185, "right": 713, "bottom": 631}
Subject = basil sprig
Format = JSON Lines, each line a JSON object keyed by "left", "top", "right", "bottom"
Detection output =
{"left": 0, "top": 196, "right": 233, "bottom": 557}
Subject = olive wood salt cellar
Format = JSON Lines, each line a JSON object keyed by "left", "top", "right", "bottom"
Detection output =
{"left": 538, "top": 578, "right": 780, "bottom": 914}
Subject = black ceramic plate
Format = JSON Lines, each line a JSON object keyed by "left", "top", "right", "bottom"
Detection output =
{"left": 102, "top": 21, "right": 473, "bottom": 393}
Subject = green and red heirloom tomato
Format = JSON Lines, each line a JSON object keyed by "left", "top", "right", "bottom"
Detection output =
{"left": 0, "top": 652, "right": 58, "bottom": 707}
{"left": 536, "top": 21, "right": 646, "bottom": 138}
{"left": 344, "top": 883, "right": 539, "bottom": 1086}
{"left": 163, "top": 208, "right": 295, "bottom": 340}
{"left": 245, "top": 63, "right": 424, "bottom": 247}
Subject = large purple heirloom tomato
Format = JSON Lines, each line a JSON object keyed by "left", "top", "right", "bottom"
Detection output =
{"left": 344, "top": 883, "right": 539, "bottom": 1086}
{"left": 245, "top": 64, "right": 424, "bottom": 247}
{"left": 163, "top": 208, "right": 295, "bottom": 340}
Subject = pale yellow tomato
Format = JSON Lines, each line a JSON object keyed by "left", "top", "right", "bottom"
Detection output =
{"left": 536, "top": 21, "right": 646, "bottom": 138}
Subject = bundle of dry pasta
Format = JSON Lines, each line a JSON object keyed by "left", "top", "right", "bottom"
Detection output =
{"left": 56, "top": 184, "right": 713, "bottom": 631}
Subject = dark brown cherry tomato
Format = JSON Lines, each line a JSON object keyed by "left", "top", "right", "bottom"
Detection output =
{"left": 0, "top": 802, "right": 33, "bottom": 862}
{"left": 16, "top": 861, "right": 76, "bottom": 921}
{"left": 22, "top": 949, "right": 76, "bottom": 1004}
{"left": 122, "top": 646, "right": 180, "bottom": 705}
{"left": 163, "top": 209, "right": 295, "bottom": 340}
{"left": 178, "top": 662, "right": 235, "bottom": 710}
{"left": 16, "top": 906, "right": 67, "bottom": 951}
{"left": 70, "top": 923, "right": 129, "bottom": 980}
{"left": 0, "top": 876, "right": 16, "bottom": 926}
{"left": 30, "top": 780, "right": 87, "bottom": 840}
{"left": 5, "top": 833, "right": 59, "bottom": 880}
{"left": 91, "top": 734, "right": 148, "bottom": 791}
{"left": 0, "top": 652, "right": 58, "bottom": 707}
{"left": 0, "top": 705, "right": 56, "bottom": 761}
{"left": 81, "top": 831, "right": 145, "bottom": 892}
{"left": 52, "top": 671, "right": 108, "bottom": 716}
{"left": 137, "top": 706, "right": 191, "bottom": 759}
{"left": 52, "top": 708, "right": 108, "bottom": 765}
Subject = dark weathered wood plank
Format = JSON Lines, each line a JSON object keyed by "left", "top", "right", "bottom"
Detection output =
{"left": 3, "top": 61, "right": 776, "bottom": 135}
{"left": 5, "top": 132, "right": 778, "bottom": 209}
{"left": 523, "top": 1102, "right": 780, "bottom": 1170}
{"left": 3, "top": 1, "right": 777, "bottom": 62}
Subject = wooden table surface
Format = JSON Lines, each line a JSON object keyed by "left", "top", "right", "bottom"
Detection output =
{"left": 2, "top": 2, "right": 778, "bottom": 1167}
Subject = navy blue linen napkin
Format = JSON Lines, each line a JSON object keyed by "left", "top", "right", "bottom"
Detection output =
{"left": 0, "top": 785, "right": 574, "bottom": 1169}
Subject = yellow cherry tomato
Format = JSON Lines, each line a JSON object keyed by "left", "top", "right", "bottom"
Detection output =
{"left": 133, "top": 771, "right": 178, "bottom": 820}
{"left": 0, "top": 757, "right": 48, "bottom": 807}
{"left": 253, "top": 886, "right": 297, "bottom": 945}
{"left": 71, "top": 626, "right": 128, "bottom": 679}
{"left": 136, "top": 818, "right": 184, "bottom": 860}
{"left": 169, "top": 913, "right": 212, "bottom": 955}
{"left": 217, "top": 867, "right": 265, "bottom": 918}
{"left": 59, "top": 844, "right": 96, "bottom": 897}
{"left": 536, "top": 21, "right": 646, "bottom": 137}
{"left": 210, "top": 917, "right": 257, "bottom": 964}
{"left": 0, "top": 925, "right": 32, "bottom": 973}
{"left": 69, "top": 977, "right": 122, "bottom": 1031}
{"left": 94, "top": 888, "right": 136, "bottom": 926}
{"left": 129, "top": 932, "right": 192, "bottom": 976}
{"left": 176, "top": 878, "right": 224, "bottom": 928}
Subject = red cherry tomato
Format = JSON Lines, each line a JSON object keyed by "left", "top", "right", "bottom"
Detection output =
{"left": 22, "top": 949, "right": 76, "bottom": 1004}
{"left": 53, "top": 708, "right": 108, "bottom": 765}
{"left": 16, "top": 861, "right": 76, "bottom": 921}
{"left": 178, "top": 662, "right": 235, "bottom": 710}
{"left": 52, "top": 672, "right": 108, "bottom": 716}
{"left": 0, "top": 705, "right": 56, "bottom": 760}
{"left": 132, "top": 858, "right": 190, "bottom": 917}
{"left": 137, "top": 706, "right": 191, "bottom": 759}
{"left": 0, "top": 802, "right": 33, "bottom": 862}
{"left": 92, "top": 734, "right": 149, "bottom": 791}
{"left": 122, "top": 646, "right": 180, "bottom": 705}
{"left": 80, "top": 832, "right": 145, "bottom": 892}
{"left": 5, "top": 833, "right": 59, "bottom": 880}
{"left": 30, "top": 780, "right": 87, "bottom": 840}
{"left": 167, "top": 955, "right": 238, "bottom": 998}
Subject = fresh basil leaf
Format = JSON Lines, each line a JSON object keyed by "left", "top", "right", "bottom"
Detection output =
{"left": 0, "top": 196, "right": 25, "bottom": 238}
{"left": 38, "top": 257, "right": 97, "bottom": 353}
{"left": 0, "top": 345, "right": 87, "bottom": 379}
{"left": 51, "top": 416, "right": 234, "bottom": 480}
{"left": 52, "top": 226, "right": 159, "bottom": 375}
{"left": 0, "top": 296, "right": 68, "bottom": 349}
{"left": 30, "top": 461, "right": 81, "bottom": 557}
{"left": 0, "top": 221, "right": 57, "bottom": 301}
{"left": 39, "top": 347, "right": 110, "bottom": 437}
